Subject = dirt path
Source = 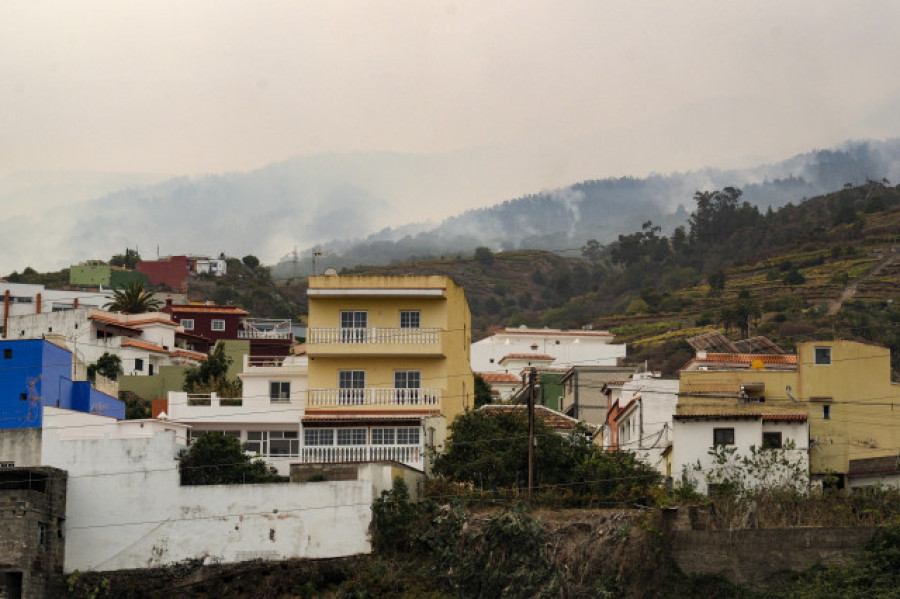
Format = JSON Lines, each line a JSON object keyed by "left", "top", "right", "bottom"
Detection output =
{"left": 826, "top": 247, "right": 899, "bottom": 315}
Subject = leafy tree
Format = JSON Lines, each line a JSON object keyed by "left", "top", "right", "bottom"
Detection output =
{"left": 87, "top": 353, "right": 123, "bottom": 382}
{"left": 474, "top": 374, "right": 493, "bottom": 408}
{"left": 104, "top": 282, "right": 161, "bottom": 313}
{"left": 242, "top": 254, "right": 260, "bottom": 268}
{"left": 474, "top": 246, "right": 495, "bottom": 266}
{"left": 707, "top": 269, "right": 727, "bottom": 293}
{"left": 109, "top": 248, "right": 141, "bottom": 269}
{"left": 433, "top": 409, "right": 660, "bottom": 502}
{"left": 183, "top": 343, "right": 242, "bottom": 397}
{"left": 178, "top": 432, "right": 285, "bottom": 485}
{"left": 783, "top": 268, "right": 806, "bottom": 286}
{"left": 580, "top": 239, "right": 603, "bottom": 262}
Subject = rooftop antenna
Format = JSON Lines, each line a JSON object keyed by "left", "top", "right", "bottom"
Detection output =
{"left": 312, "top": 247, "right": 326, "bottom": 275}
{"left": 292, "top": 246, "right": 299, "bottom": 280}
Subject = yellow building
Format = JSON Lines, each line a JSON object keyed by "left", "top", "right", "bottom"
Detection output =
{"left": 304, "top": 274, "right": 474, "bottom": 470}
{"left": 678, "top": 340, "right": 900, "bottom": 488}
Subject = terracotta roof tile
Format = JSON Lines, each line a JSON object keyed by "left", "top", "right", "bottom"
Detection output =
{"left": 168, "top": 305, "right": 249, "bottom": 315}
{"left": 121, "top": 339, "right": 170, "bottom": 354}
{"left": 479, "top": 404, "right": 597, "bottom": 432}
{"left": 500, "top": 353, "right": 556, "bottom": 362}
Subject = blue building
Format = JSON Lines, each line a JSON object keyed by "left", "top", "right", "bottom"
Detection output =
{"left": 0, "top": 339, "right": 124, "bottom": 429}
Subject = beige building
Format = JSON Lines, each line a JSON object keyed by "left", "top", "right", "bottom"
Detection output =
{"left": 305, "top": 274, "right": 474, "bottom": 470}
{"left": 677, "top": 340, "right": 900, "bottom": 488}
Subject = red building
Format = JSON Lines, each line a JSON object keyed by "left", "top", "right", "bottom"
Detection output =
{"left": 137, "top": 256, "right": 190, "bottom": 291}
{"left": 160, "top": 299, "right": 293, "bottom": 357}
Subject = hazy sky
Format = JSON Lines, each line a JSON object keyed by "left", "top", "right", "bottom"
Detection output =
{"left": 1, "top": 1, "right": 900, "bottom": 273}
{"left": 3, "top": 1, "right": 899, "bottom": 178}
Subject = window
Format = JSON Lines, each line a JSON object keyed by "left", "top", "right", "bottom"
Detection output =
{"left": 713, "top": 428, "right": 735, "bottom": 446}
{"left": 181, "top": 319, "right": 195, "bottom": 331}
{"left": 337, "top": 428, "right": 366, "bottom": 445}
{"left": 372, "top": 428, "right": 396, "bottom": 445}
{"left": 187, "top": 430, "right": 240, "bottom": 445}
{"left": 340, "top": 311, "right": 368, "bottom": 342}
{"left": 762, "top": 432, "right": 783, "bottom": 449}
{"left": 211, "top": 319, "right": 226, "bottom": 331}
{"left": 0, "top": 462, "right": 14, "bottom": 468}
{"left": 269, "top": 430, "right": 299, "bottom": 456}
{"left": 270, "top": 381, "right": 291, "bottom": 402}
{"left": 246, "top": 431, "right": 268, "bottom": 455}
{"left": 3, "top": 349, "right": 11, "bottom": 359}
{"left": 134, "top": 358, "right": 144, "bottom": 372}
{"left": 20, "top": 393, "right": 28, "bottom": 402}
{"left": 400, "top": 310, "right": 421, "bottom": 329}
{"left": 823, "top": 405, "right": 831, "bottom": 420}
{"left": 815, "top": 347, "right": 832, "bottom": 365}
{"left": 304, "top": 428, "right": 334, "bottom": 446}
{"left": 148, "top": 364, "right": 154, "bottom": 376}
{"left": 394, "top": 370, "right": 421, "bottom": 402}
{"left": 338, "top": 370, "right": 366, "bottom": 404}
{"left": 397, "top": 427, "right": 420, "bottom": 445}
{"left": 38, "top": 522, "right": 48, "bottom": 547}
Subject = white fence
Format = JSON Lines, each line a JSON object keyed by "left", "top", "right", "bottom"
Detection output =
{"left": 308, "top": 387, "right": 439, "bottom": 406}
{"left": 308, "top": 327, "right": 440, "bottom": 345}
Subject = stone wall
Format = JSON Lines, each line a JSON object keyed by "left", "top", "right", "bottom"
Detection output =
{"left": 0, "top": 467, "right": 67, "bottom": 599}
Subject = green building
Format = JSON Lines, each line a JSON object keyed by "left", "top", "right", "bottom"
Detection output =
{"left": 70, "top": 261, "right": 148, "bottom": 289}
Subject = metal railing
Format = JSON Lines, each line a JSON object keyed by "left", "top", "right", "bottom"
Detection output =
{"left": 308, "top": 327, "right": 439, "bottom": 345}
{"left": 238, "top": 318, "right": 293, "bottom": 340}
{"left": 307, "top": 387, "right": 440, "bottom": 407}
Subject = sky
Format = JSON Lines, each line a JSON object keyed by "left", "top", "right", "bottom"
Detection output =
{"left": 2, "top": 1, "right": 900, "bottom": 272}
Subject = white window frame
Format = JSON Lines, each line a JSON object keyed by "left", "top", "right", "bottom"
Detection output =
{"left": 211, "top": 319, "right": 226, "bottom": 332}
{"left": 245, "top": 431, "right": 268, "bottom": 455}
{"left": 337, "top": 428, "right": 367, "bottom": 446}
{"left": 338, "top": 370, "right": 366, "bottom": 404}
{"left": 181, "top": 319, "right": 195, "bottom": 331}
{"left": 340, "top": 310, "right": 368, "bottom": 342}
{"left": 304, "top": 428, "right": 334, "bottom": 446}
{"left": 269, "top": 381, "right": 291, "bottom": 402}
{"left": 268, "top": 430, "right": 299, "bottom": 456}
{"left": 399, "top": 310, "right": 421, "bottom": 329}
{"left": 396, "top": 427, "right": 420, "bottom": 445}
{"left": 814, "top": 347, "right": 832, "bottom": 365}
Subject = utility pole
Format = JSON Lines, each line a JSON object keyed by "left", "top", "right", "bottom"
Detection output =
{"left": 528, "top": 367, "right": 536, "bottom": 501}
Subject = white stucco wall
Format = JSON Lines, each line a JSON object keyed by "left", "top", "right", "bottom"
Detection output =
{"left": 616, "top": 376, "right": 678, "bottom": 474}
{"left": 40, "top": 408, "right": 386, "bottom": 572}
{"left": 673, "top": 417, "right": 809, "bottom": 494}
{"left": 471, "top": 329, "right": 626, "bottom": 374}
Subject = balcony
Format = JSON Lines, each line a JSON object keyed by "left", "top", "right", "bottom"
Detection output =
{"left": 308, "top": 387, "right": 440, "bottom": 407}
{"left": 238, "top": 318, "right": 293, "bottom": 340}
{"left": 298, "top": 444, "right": 423, "bottom": 468}
{"left": 307, "top": 327, "right": 442, "bottom": 357}
{"left": 166, "top": 391, "right": 302, "bottom": 423}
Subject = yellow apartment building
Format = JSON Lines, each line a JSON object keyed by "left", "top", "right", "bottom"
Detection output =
{"left": 303, "top": 274, "right": 474, "bottom": 470}
{"left": 678, "top": 340, "right": 900, "bottom": 488}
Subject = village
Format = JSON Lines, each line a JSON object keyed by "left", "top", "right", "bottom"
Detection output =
{"left": 2, "top": 255, "right": 899, "bottom": 598}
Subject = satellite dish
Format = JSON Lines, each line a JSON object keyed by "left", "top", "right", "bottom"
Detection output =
{"left": 323, "top": 267, "right": 338, "bottom": 276}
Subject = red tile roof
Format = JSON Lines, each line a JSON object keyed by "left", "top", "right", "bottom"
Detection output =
{"left": 168, "top": 305, "right": 249, "bottom": 315}
{"left": 674, "top": 413, "right": 807, "bottom": 422}
{"left": 121, "top": 339, "right": 170, "bottom": 354}
{"left": 680, "top": 352, "right": 798, "bottom": 371}
{"left": 500, "top": 353, "right": 556, "bottom": 362}
{"left": 479, "top": 404, "right": 597, "bottom": 432}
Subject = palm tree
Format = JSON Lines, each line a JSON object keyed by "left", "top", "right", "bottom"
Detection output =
{"left": 105, "top": 282, "right": 162, "bottom": 313}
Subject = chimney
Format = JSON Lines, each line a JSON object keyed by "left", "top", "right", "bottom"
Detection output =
{"left": 73, "top": 298, "right": 79, "bottom": 309}
{"left": 36, "top": 293, "right": 41, "bottom": 314}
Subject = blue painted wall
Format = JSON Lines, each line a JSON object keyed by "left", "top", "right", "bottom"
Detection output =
{"left": 0, "top": 339, "right": 124, "bottom": 429}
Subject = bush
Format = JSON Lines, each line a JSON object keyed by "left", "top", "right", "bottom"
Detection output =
{"left": 178, "top": 432, "right": 286, "bottom": 485}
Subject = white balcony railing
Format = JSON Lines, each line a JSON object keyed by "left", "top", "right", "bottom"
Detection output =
{"left": 298, "top": 444, "right": 422, "bottom": 466}
{"left": 238, "top": 318, "right": 293, "bottom": 340}
{"left": 308, "top": 387, "right": 440, "bottom": 407}
{"left": 307, "top": 327, "right": 439, "bottom": 345}
{"left": 186, "top": 393, "right": 243, "bottom": 407}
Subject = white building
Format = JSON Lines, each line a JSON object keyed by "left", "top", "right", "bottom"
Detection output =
{"left": 1, "top": 282, "right": 114, "bottom": 337}
{"left": 1, "top": 407, "right": 394, "bottom": 572}
{"left": 191, "top": 256, "right": 227, "bottom": 277}
{"left": 6, "top": 308, "right": 205, "bottom": 379}
{"left": 164, "top": 353, "right": 308, "bottom": 475}
{"left": 612, "top": 373, "right": 679, "bottom": 476}
{"left": 672, "top": 413, "right": 809, "bottom": 494}
{"left": 472, "top": 326, "right": 626, "bottom": 374}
